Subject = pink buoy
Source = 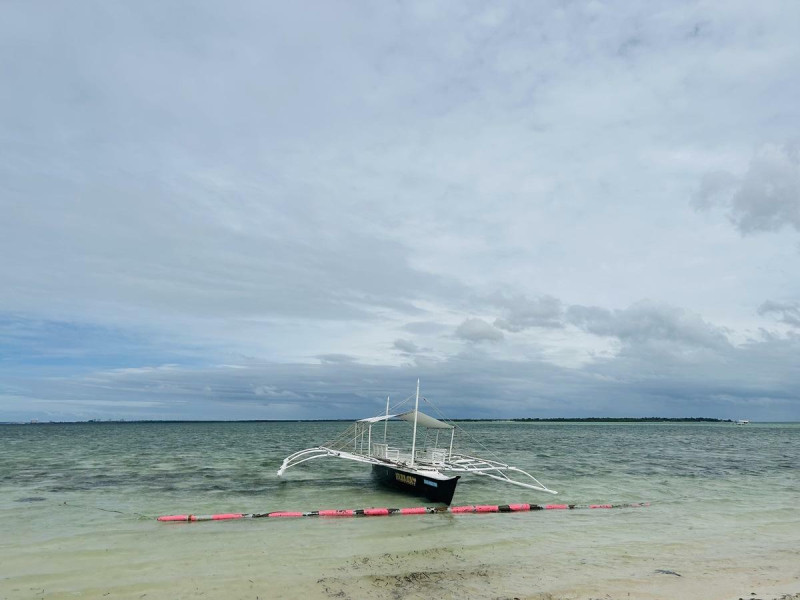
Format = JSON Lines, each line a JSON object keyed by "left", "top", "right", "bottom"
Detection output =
{"left": 364, "top": 508, "right": 390, "bottom": 516}
{"left": 157, "top": 514, "right": 190, "bottom": 522}
{"left": 157, "top": 501, "right": 647, "bottom": 523}
{"left": 399, "top": 507, "right": 427, "bottom": 515}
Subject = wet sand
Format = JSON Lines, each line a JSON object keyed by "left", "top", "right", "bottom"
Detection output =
{"left": 3, "top": 509, "right": 797, "bottom": 600}
{"left": 309, "top": 551, "right": 800, "bottom": 600}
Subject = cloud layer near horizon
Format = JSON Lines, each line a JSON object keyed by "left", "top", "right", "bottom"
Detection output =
{"left": 1, "top": 1, "right": 799, "bottom": 421}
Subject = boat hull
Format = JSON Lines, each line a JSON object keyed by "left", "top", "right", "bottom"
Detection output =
{"left": 371, "top": 464, "right": 460, "bottom": 505}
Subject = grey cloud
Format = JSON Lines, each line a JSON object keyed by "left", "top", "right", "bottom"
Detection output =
{"left": 694, "top": 144, "right": 800, "bottom": 235}
{"left": 732, "top": 144, "right": 800, "bottom": 234}
{"left": 491, "top": 295, "right": 564, "bottom": 332}
{"left": 1, "top": 186, "right": 461, "bottom": 323}
{"left": 5, "top": 330, "right": 800, "bottom": 422}
{"left": 316, "top": 354, "right": 356, "bottom": 364}
{"left": 758, "top": 301, "right": 800, "bottom": 328}
{"left": 402, "top": 321, "right": 449, "bottom": 335}
{"left": 567, "top": 301, "right": 731, "bottom": 352}
{"left": 253, "top": 385, "right": 304, "bottom": 400}
{"left": 1, "top": 1, "right": 473, "bottom": 330}
{"left": 691, "top": 170, "right": 739, "bottom": 210}
{"left": 393, "top": 338, "right": 420, "bottom": 354}
{"left": 455, "top": 318, "right": 504, "bottom": 343}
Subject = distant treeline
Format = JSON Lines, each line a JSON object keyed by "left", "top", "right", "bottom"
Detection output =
{"left": 455, "top": 417, "right": 729, "bottom": 423}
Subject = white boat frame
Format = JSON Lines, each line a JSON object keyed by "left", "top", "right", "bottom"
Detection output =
{"left": 277, "top": 381, "right": 557, "bottom": 495}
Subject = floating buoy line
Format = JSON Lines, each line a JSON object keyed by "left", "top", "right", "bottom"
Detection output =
{"left": 158, "top": 501, "right": 649, "bottom": 522}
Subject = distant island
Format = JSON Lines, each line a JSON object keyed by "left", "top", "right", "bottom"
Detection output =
{"left": 482, "top": 417, "right": 729, "bottom": 423}
{"left": 5, "top": 417, "right": 733, "bottom": 425}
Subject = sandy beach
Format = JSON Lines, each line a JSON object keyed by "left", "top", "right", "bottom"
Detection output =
{"left": 2, "top": 497, "right": 798, "bottom": 600}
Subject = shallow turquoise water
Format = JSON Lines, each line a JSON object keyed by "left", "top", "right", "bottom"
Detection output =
{"left": 1, "top": 421, "right": 798, "bottom": 599}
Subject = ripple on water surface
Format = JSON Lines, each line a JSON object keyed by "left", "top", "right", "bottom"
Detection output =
{"left": 0, "top": 421, "right": 798, "bottom": 599}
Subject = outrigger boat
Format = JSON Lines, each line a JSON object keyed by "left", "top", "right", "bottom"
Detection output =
{"left": 277, "top": 381, "right": 557, "bottom": 505}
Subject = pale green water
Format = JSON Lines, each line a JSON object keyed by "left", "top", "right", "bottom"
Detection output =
{"left": 1, "top": 421, "right": 798, "bottom": 599}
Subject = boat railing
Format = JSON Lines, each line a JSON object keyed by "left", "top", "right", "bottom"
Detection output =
{"left": 372, "top": 443, "right": 401, "bottom": 461}
{"left": 415, "top": 448, "right": 448, "bottom": 465}
{"left": 371, "top": 443, "right": 387, "bottom": 458}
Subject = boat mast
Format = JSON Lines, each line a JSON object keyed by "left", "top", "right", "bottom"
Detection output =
{"left": 383, "top": 395, "right": 390, "bottom": 442}
{"left": 410, "top": 379, "right": 420, "bottom": 466}
{"left": 448, "top": 427, "right": 455, "bottom": 460}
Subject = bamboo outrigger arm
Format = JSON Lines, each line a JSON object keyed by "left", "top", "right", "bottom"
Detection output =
{"left": 445, "top": 453, "right": 558, "bottom": 494}
{"left": 278, "top": 447, "right": 557, "bottom": 495}
{"left": 277, "top": 446, "right": 384, "bottom": 477}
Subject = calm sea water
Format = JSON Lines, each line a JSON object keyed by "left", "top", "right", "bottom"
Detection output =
{"left": 1, "top": 421, "right": 798, "bottom": 599}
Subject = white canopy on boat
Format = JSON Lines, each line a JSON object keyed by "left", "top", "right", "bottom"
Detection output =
{"left": 358, "top": 410, "right": 453, "bottom": 429}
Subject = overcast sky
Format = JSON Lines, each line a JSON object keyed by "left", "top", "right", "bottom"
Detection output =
{"left": 2, "top": 1, "right": 799, "bottom": 422}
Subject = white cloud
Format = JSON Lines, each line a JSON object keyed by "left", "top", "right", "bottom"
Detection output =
{"left": 1, "top": 1, "right": 799, "bottom": 421}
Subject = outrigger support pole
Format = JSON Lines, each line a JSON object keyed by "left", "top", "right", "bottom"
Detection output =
{"left": 410, "top": 379, "right": 420, "bottom": 467}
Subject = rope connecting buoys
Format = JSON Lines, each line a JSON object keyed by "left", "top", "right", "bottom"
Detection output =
{"left": 157, "top": 502, "right": 648, "bottom": 522}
